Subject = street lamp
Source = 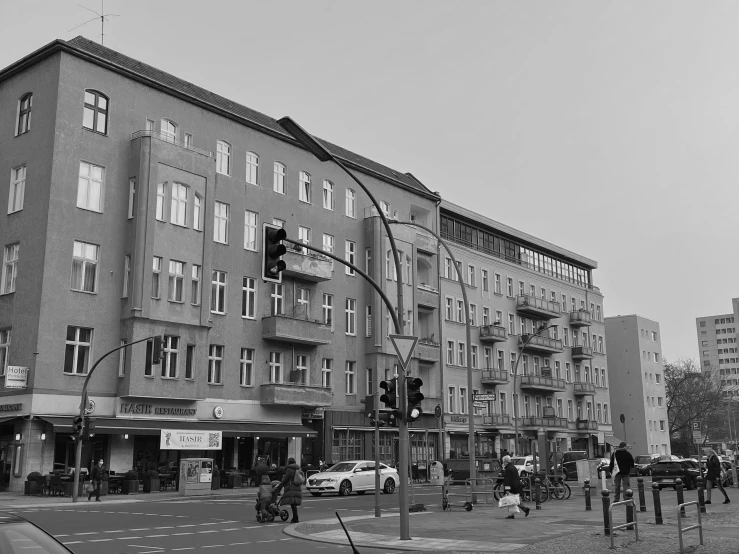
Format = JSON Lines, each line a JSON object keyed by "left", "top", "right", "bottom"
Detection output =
{"left": 511, "top": 323, "right": 558, "bottom": 456}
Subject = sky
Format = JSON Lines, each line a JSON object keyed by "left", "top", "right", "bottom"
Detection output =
{"left": 1, "top": 0, "right": 736, "bottom": 362}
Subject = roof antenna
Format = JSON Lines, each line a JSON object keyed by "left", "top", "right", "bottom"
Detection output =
{"left": 68, "top": 0, "right": 120, "bottom": 46}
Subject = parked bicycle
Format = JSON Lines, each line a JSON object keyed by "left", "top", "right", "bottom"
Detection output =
{"left": 493, "top": 475, "right": 548, "bottom": 502}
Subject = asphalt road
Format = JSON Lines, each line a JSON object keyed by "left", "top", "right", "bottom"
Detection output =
{"left": 16, "top": 488, "right": 445, "bottom": 554}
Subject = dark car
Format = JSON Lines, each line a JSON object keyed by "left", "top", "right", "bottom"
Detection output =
{"left": 443, "top": 458, "right": 502, "bottom": 481}
{"left": 634, "top": 454, "right": 661, "bottom": 476}
{"left": 557, "top": 451, "right": 588, "bottom": 481}
{"left": 0, "top": 513, "right": 73, "bottom": 553}
{"left": 651, "top": 459, "right": 704, "bottom": 490}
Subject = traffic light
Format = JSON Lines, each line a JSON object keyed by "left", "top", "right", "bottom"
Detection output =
{"left": 85, "top": 417, "right": 96, "bottom": 439}
{"left": 262, "top": 223, "right": 287, "bottom": 283}
{"left": 151, "top": 335, "right": 165, "bottom": 365}
{"left": 73, "top": 415, "right": 84, "bottom": 438}
{"left": 379, "top": 378, "right": 398, "bottom": 410}
{"left": 406, "top": 377, "right": 424, "bottom": 422}
{"left": 362, "top": 395, "right": 398, "bottom": 428}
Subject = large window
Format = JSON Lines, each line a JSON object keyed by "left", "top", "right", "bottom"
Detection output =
{"left": 161, "top": 119, "right": 177, "bottom": 142}
{"left": 322, "top": 294, "right": 333, "bottom": 326}
{"left": 0, "top": 330, "right": 10, "bottom": 377}
{"left": 16, "top": 93, "right": 32, "bottom": 136}
{"left": 322, "top": 358, "right": 333, "bottom": 388}
{"left": 271, "top": 283, "right": 284, "bottom": 315}
{"left": 323, "top": 180, "right": 334, "bottom": 210}
{"left": 332, "top": 430, "right": 362, "bottom": 462}
{"left": 162, "top": 336, "right": 179, "bottom": 378}
{"left": 193, "top": 194, "right": 202, "bottom": 231}
{"left": 214, "top": 202, "right": 229, "bottom": 243}
{"left": 8, "top": 166, "right": 25, "bottom": 214}
{"left": 246, "top": 152, "right": 259, "bottom": 185}
{"left": 71, "top": 241, "right": 98, "bottom": 293}
{"left": 345, "top": 240, "right": 356, "bottom": 275}
{"left": 345, "top": 298, "right": 356, "bottom": 335}
{"left": 273, "top": 162, "right": 286, "bottom": 194}
{"left": 208, "top": 345, "right": 223, "bottom": 384}
{"left": 1, "top": 244, "right": 19, "bottom": 295}
{"left": 242, "top": 277, "right": 256, "bottom": 319}
{"left": 299, "top": 171, "right": 311, "bottom": 203}
{"left": 83, "top": 90, "right": 108, "bottom": 134}
{"left": 151, "top": 256, "right": 162, "bottom": 298}
{"left": 240, "top": 348, "right": 254, "bottom": 386}
{"left": 211, "top": 270, "right": 226, "bottom": 314}
{"left": 244, "top": 210, "right": 258, "bottom": 251}
{"left": 168, "top": 260, "right": 184, "bottom": 302}
{"left": 64, "top": 326, "right": 92, "bottom": 375}
{"left": 216, "top": 141, "right": 230, "bottom": 175}
{"left": 345, "top": 188, "right": 356, "bottom": 217}
{"left": 269, "top": 351, "right": 282, "bottom": 383}
{"left": 77, "top": 162, "right": 103, "bottom": 212}
{"left": 345, "top": 361, "right": 356, "bottom": 394}
{"left": 191, "top": 265, "right": 201, "bottom": 305}
{"left": 156, "top": 183, "right": 166, "bottom": 221}
{"left": 170, "top": 183, "right": 187, "bottom": 226}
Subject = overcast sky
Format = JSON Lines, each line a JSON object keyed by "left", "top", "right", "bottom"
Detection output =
{"left": 2, "top": 1, "right": 736, "bottom": 362}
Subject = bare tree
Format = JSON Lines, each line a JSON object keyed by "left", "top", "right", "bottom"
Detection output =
{"left": 665, "top": 358, "right": 723, "bottom": 438}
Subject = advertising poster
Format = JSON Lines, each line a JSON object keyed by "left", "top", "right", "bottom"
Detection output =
{"left": 185, "top": 461, "right": 199, "bottom": 484}
{"left": 160, "top": 430, "right": 222, "bottom": 450}
{"left": 200, "top": 460, "right": 213, "bottom": 483}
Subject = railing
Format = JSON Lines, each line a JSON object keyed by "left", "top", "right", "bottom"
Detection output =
{"left": 264, "top": 380, "right": 330, "bottom": 391}
{"left": 481, "top": 368, "right": 510, "bottom": 382}
{"left": 572, "top": 345, "right": 594, "bottom": 357}
{"left": 417, "top": 283, "right": 439, "bottom": 293}
{"left": 573, "top": 382, "right": 596, "bottom": 394}
{"left": 263, "top": 305, "right": 326, "bottom": 324}
{"left": 482, "top": 414, "right": 511, "bottom": 426}
{"left": 521, "top": 416, "right": 568, "bottom": 428}
{"left": 569, "top": 310, "right": 592, "bottom": 325}
{"left": 285, "top": 242, "right": 332, "bottom": 261}
{"left": 418, "top": 337, "right": 440, "bottom": 347}
{"left": 519, "top": 375, "right": 566, "bottom": 390}
{"left": 519, "top": 334, "right": 564, "bottom": 351}
{"left": 131, "top": 130, "right": 213, "bottom": 157}
{"left": 516, "top": 294, "right": 561, "bottom": 314}
{"left": 576, "top": 419, "right": 598, "bottom": 430}
{"left": 479, "top": 324, "right": 507, "bottom": 341}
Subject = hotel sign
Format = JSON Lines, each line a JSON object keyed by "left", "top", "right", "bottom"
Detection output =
{"left": 160, "top": 430, "right": 222, "bottom": 450}
{"left": 5, "top": 366, "right": 29, "bottom": 389}
{"left": 0, "top": 403, "right": 22, "bottom": 412}
{"left": 119, "top": 402, "right": 196, "bottom": 417}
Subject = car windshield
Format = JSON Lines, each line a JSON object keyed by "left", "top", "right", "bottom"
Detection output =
{"left": 0, "top": 520, "right": 70, "bottom": 553}
{"left": 326, "top": 463, "right": 357, "bottom": 473}
{"left": 636, "top": 456, "right": 654, "bottom": 464}
{"left": 658, "top": 463, "right": 682, "bottom": 471}
{"left": 511, "top": 457, "right": 528, "bottom": 466}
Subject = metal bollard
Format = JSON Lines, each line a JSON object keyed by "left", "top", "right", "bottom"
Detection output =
{"left": 676, "top": 478, "right": 685, "bottom": 515}
{"left": 584, "top": 478, "right": 592, "bottom": 511}
{"left": 696, "top": 477, "right": 706, "bottom": 514}
{"left": 652, "top": 482, "right": 663, "bottom": 525}
{"left": 625, "top": 489, "right": 634, "bottom": 530}
{"left": 535, "top": 478, "right": 542, "bottom": 510}
{"left": 601, "top": 488, "right": 611, "bottom": 536}
{"left": 637, "top": 477, "right": 646, "bottom": 512}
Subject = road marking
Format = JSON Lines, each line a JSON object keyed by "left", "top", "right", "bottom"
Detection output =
{"left": 172, "top": 549, "right": 195, "bottom": 551}
{"left": 198, "top": 529, "right": 219, "bottom": 533}
{"left": 129, "top": 528, "right": 151, "bottom": 531}
{"left": 62, "top": 542, "right": 83, "bottom": 545}
{"left": 172, "top": 532, "right": 194, "bottom": 535}
{"left": 220, "top": 528, "right": 240, "bottom": 531}
{"left": 74, "top": 532, "right": 99, "bottom": 535}
{"left": 144, "top": 534, "right": 169, "bottom": 538}
{"left": 201, "top": 546, "right": 224, "bottom": 549}
{"left": 116, "top": 537, "right": 141, "bottom": 540}
{"left": 179, "top": 524, "right": 197, "bottom": 527}
{"left": 104, "top": 529, "right": 125, "bottom": 533}
{"left": 88, "top": 538, "right": 114, "bottom": 542}
{"left": 229, "top": 542, "right": 251, "bottom": 546}
{"left": 126, "top": 545, "right": 164, "bottom": 550}
{"left": 54, "top": 534, "right": 69, "bottom": 537}
{"left": 242, "top": 526, "right": 261, "bottom": 529}
{"left": 257, "top": 540, "right": 275, "bottom": 543}
{"left": 154, "top": 526, "right": 175, "bottom": 529}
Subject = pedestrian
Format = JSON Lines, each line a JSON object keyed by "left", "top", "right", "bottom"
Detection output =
{"left": 705, "top": 448, "right": 730, "bottom": 504}
{"left": 502, "top": 455, "right": 530, "bottom": 519}
{"left": 608, "top": 442, "right": 634, "bottom": 502}
{"left": 88, "top": 459, "right": 105, "bottom": 502}
{"left": 275, "top": 457, "right": 303, "bottom": 523}
{"left": 254, "top": 457, "right": 269, "bottom": 487}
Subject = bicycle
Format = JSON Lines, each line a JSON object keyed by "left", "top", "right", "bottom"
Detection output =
{"left": 520, "top": 475, "right": 548, "bottom": 503}
{"left": 542, "top": 475, "right": 571, "bottom": 500}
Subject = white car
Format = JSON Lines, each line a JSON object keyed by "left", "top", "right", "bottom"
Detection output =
{"left": 306, "top": 461, "right": 399, "bottom": 497}
{"left": 511, "top": 456, "right": 538, "bottom": 476}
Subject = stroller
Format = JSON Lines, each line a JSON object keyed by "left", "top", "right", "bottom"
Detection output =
{"left": 255, "top": 481, "right": 290, "bottom": 523}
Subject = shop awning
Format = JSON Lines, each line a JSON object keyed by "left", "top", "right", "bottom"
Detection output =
{"left": 604, "top": 435, "right": 623, "bottom": 447}
{"left": 0, "top": 416, "right": 19, "bottom": 426}
{"left": 37, "top": 416, "right": 317, "bottom": 437}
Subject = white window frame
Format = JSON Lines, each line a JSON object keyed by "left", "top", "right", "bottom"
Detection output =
{"left": 156, "top": 182, "right": 166, "bottom": 221}
{"left": 244, "top": 210, "right": 258, "bottom": 251}
{"left": 77, "top": 161, "right": 104, "bottom": 212}
{"left": 323, "top": 293, "right": 334, "bottom": 327}
{"left": 345, "top": 361, "right": 356, "bottom": 394}
{"left": 345, "top": 188, "right": 356, "bottom": 218}
{"left": 240, "top": 348, "right": 254, "bottom": 386}
{"left": 208, "top": 344, "right": 224, "bottom": 384}
{"left": 161, "top": 335, "right": 179, "bottom": 378}
{"left": 323, "top": 180, "right": 334, "bottom": 210}
{"left": 273, "top": 162, "right": 286, "bottom": 194}
{"left": 271, "top": 283, "right": 284, "bottom": 315}
{"left": 8, "top": 166, "right": 26, "bottom": 214}
{"left": 71, "top": 241, "right": 98, "bottom": 293}
{"left": 242, "top": 276, "right": 256, "bottom": 319}
{"left": 269, "top": 351, "right": 282, "bottom": 384}
{"left": 168, "top": 260, "right": 184, "bottom": 302}
{"left": 0, "top": 330, "right": 10, "bottom": 377}
{"left": 211, "top": 270, "right": 226, "bottom": 314}
{"left": 122, "top": 255, "right": 130, "bottom": 298}
{"left": 191, "top": 265, "right": 201, "bottom": 305}
{"left": 127, "top": 179, "right": 135, "bottom": 219}
{"left": 151, "top": 256, "right": 162, "bottom": 298}
{"left": 459, "top": 387, "right": 468, "bottom": 415}
{"left": 245, "top": 151, "right": 259, "bottom": 185}
{"left": 170, "top": 182, "right": 187, "bottom": 226}
{"left": 346, "top": 298, "right": 356, "bottom": 335}
{"left": 295, "top": 354, "right": 309, "bottom": 385}
{"left": 161, "top": 119, "right": 177, "bottom": 142}
{"left": 193, "top": 194, "right": 202, "bottom": 231}
{"left": 64, "top": 326, "right": 92, "bottom": 375}
{"left": 216, "top": 141, "right": 231, "bottom": 175}
{"left": 1, "top": 244, "right": 19, "bottom": 295}
{"left": 299, "top": 171, "right": 311, "bottom": 203}
{"left": 214, "top": 201, "right": 229, "bottom": 244}
{"left": 322, "top": 358, "right": 333, "bottom": 388}
{"left": 345, "top": 240, "right": 356, "bottom": 275}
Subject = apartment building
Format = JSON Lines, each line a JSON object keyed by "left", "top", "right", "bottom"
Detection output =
{"left": 604, "top": 315, "right": 670, "bottom": 456}
{"left": 438, "top": 201, "right": 614, "bottom": 461}
{"left": 0, "top": 37, "right": 441, "bottom": 491}
{"left": 696, "top": 305, "right": 739, "bottom": 395}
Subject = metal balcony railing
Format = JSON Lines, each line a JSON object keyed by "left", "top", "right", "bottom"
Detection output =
{"left": 482, "top": 414, "right": 511, "bottom": 427}
{"left": 481, "top": 368, "right": 510, "bottom": 383}
{"left": 569, "top": 310, "right": 593, "bottom": 327}
{"left": 479, "top": 325, "right": 507, "bottom": 342}
{"left": 519, "top": 375, "right": 566, "bottom": 391}
{"left": 131, "top": 130, "right": 213, "bottom": 157}
{"left": 573, "top": 381, "right": 596, "bottom": 394}
{"left": 516, "top": 294, "right": 561, "bottom": 317}
{"left": 576, "top": 419, "right": 598, "bottom": 431}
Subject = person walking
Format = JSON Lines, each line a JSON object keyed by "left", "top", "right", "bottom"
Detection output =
{"left": 502, "top": 455, "right": 530, "bottom": 519}
{"left": 88, "top": 459, "right": 105, "bottom": 502}
{"left": 608, "top": 442, "right": 635, "bottom": 502}
{"left": 705, "top": 448, "right": 730, "bottom": 504}
{"left": 276, "top": 457, "right": 303, "bottom": 523}
{"left": 254, "top": 458, "right": 270, "bottom": 487}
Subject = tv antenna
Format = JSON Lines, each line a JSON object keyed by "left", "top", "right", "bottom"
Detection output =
{"left": 68, "top": 1, "right": 120, "bottom": 46}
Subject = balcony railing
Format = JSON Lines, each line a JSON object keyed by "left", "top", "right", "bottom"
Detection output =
{"left": 576, "top": 419, "right": 598, "bottom": 431}
{"left": 416, "top": 284, "right": 439, "bottom": 309}
{"left": 519, "top": 334, "right": 564, "bottom": 355}
{"left": 415, "top": 339, "right": 440, "bottom": 363}
{"left": 260, "top": 382, "right": 332, "bottom": 407}
{"left": 479, "top": 325, "right": 508, "bottom": 343}
{"left": 518, "top": 374, "right": 566, "bottom": 392}
{"left": 571, "top": 345, "right": 594, "bottom": 360}
{"left": 481, "top": 368, "right": 510, "bottom": 384}
{"left": 483, "top": 414, "right": 511, "bottom": 427}
{"left": 281, "top": 247, "right": 333, "bottom": 282}
{"left": 573, "top": 382, "right": 596, "bottom": 395}
{"left": 569, "top": 310, "right": 592, "bottom": 327}
{"left": 262, "top": 309, "right": 332, "bottom": 346}
{"left": 516, "top": 295, "right": 561, "bottom": 319}
{"left": 521, "top": 416, "right": 569, "bottom": 429}
{"left": 131, "top": 130, "right": 213, "bottom": 157}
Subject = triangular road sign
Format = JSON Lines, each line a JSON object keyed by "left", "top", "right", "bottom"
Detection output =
{"left": 389, "top": 335, "right": 419, "bottom": 370}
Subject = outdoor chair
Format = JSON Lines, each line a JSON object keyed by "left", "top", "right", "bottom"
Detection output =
{"left": 49, "top": 475, "right": 64, "bottom": 496}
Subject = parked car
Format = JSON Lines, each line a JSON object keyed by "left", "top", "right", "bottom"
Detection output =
{"left": 651, "top": 459, "right": 704, "bottom": 490}
{"left": 510, "top": 455, "right": 538, "bottom": 476}
{"left": 595, "top": 458, "right": 612, "bottom": 478}
{"left": 306, "top": 460, "right": 398, "bottom": 496}
{"left": 444, "top": 458, "right": 501, "bottom": 481}
{"left": 0, "top": 513, "right": 73, "bottom": 553}
{"left": 634, "top": 454, "right": 661, "bottom": 476}
{"left": 557, "top": 451, "right": 588, "bottom": 480}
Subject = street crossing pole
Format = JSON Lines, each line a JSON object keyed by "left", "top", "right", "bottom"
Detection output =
{"left": 375, "top": 388, "right": 381, "bottom": 518}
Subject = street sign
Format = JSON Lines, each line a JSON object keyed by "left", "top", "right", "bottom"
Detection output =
{"left": 389, "top": 335, "right": 418, "bottom": 370}
{"left": 692, "top": 422, "right": 701, "bottom": 442}
{"left": 434, "top": 405, "right": 442, "bottom": 419}
{"left": 473, "top": 393, "right": 496, "bottom": 402}
{"left": 473, "top": 402, "right": 486, "bottom": 408}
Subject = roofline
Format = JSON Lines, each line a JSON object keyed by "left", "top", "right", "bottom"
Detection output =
{"left": 0, "top": 39, "right": 440, "bottom": 203}
{"left": 604, "top": 314, "right": 661, "bottom": 325}
{"left": 440, "top": 199, "right": 597, "bottom": 269}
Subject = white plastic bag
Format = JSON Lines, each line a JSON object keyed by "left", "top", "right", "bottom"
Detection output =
{"left": 498, "top": 493, "right": 520, "bottom": 508}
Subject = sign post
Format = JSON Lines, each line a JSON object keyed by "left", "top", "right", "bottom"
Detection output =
{"left": 389, "top": 335, "right": 418, "bottom": 507}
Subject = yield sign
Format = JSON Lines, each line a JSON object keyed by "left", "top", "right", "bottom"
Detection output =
{"left": 389, "top": 335, "right": 418, "bottom": 370}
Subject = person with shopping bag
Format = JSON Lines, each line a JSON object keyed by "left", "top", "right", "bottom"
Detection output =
{"left": 500, "top": 455, "right": 530, "bottom": 519}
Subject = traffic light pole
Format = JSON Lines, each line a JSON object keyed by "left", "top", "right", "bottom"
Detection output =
{"left": 375, "top": 388, "right": 381, "bottom": 518}
{"left": 72, "top": 335, "right": 156, "bottom": 503}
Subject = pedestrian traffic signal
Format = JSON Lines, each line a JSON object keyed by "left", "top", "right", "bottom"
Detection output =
{"left": 380, "top": 378, "right": 398, "bottom": 410}
{"left": 73, "top": 415, "right": 84, "bottom": 438}
{"left": 406, "top": 377, "right": 424, "bottom": 422}
{"left": 262, "top": 223, "right": 287, "bottom": 283}
{"left": 151, "top": 335, "right": 165, "bottom": 365}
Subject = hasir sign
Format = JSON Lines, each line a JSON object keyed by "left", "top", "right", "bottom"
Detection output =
{"left": 160, "top": 430, "right": 222, "bottom": 450}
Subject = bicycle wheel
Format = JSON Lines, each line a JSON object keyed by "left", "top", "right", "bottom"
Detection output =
{"left": 550, "top": 481, "right": 565, "bottom": 500}
{"left": 562, "top": 481, "right": 571, "bottom": 500}
{"left": 537, "top": 483, "right": 549, "bottom": 503}
{"left": 493, "top": 481, "right": 504, "bottom": 500}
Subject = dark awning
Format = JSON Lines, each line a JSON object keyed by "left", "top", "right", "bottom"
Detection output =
{"left": 0, "top": 417, "right": 19, "bottom": 426}
{"left": 604, "top": 435, "right": 623, "bottom": 447}
{"left": 37, "top": 416, "right": 316, "bottom": 437}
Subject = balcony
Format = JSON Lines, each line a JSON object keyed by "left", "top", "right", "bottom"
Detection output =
{"left": 131, "top": 129, "right": 214, "bottom": 157}
{"left": 260, "top": 382, "right": 332, "bottom": 407}
{"left": 281, "top": 248, "right": 333, "bottom": 282}
{"left": 519, "top": 334, "right": 564, "bottom": 355}
{"left": 479, "top": 325, "right": 508, "bottom": 343}
{"left": 571, "top": 345, "right": 594, "bottom": 360}
{"left": 573, "top": 382, "right": 596, "bottom": 395}
{"left": 569, "top": 310, "right": 592, "bottom": 328}
{"left": 481, "top": 368, "right": 510, "bottom": 385}
{"left": 262, "top": 312, "right": 332, "bottom": 346}
{"left": 415, "top": 338, "right": 440, "bottom": 364}
{"left": 516, "top": 295, "right": 561, "bottom": 319}
{"left": 518, "top": 374, "right": 566, "bottom": 392}
{"left": 415, "top": 232, "right": 437, "bottom": 255}
{"left": 576, "top": 419, "right": 598, "bottom": 431}
{"left": 416, "top": 285, "right": 439, "bottom": 309}
{"left": 521, "top": 416, "right": 569, "bottom": 429}
{"left": 482, "top": 414, "right": 512, "bottom": 427}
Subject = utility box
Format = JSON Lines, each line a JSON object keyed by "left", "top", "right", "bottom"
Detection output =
{"left": 179, "top": 458, "right": 214, "bottom": 496}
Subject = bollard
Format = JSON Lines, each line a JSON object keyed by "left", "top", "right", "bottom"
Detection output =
{"left": 625, "top": 489, "right": 635, "bottom": 530}
{"left": 535, "top": 478, "right": 542, "bottom": 510}
{"left": 676, "top": 478, "right": 685, "bottom": 515}
{"left": 637, "top": 477, "right": 646, "bottom": 512}
{"left": 652, "top": 482, "right": 663, "bottom": 525}
{"left": 584, "top": 478, "right": 592, "bottom": 511}
{"left": 696, "top": 477, "right": 706, "bottom": 514}
{"left": 601, "top": 488, "right": 611, "bottom": 536}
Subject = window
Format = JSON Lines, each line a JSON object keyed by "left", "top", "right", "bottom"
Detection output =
{"left": 122, "top": 255, "right": 130, "bottom": 297}
{"left": 191, "top": 265, "right": 201, "bottom": 305}
{"left": 118, "top": 339, "right": 127, "bottom": 377}
{"left": 242, "top": 277, "right": 256, "bottom": 319}
{"left": 127, "top": 180, "right": 135, "bottom": 219}
{"left": 8, "top": 166, "right": 25, "bottom": 214}
{"left": 240, "top": 348, "right": 254, "bottom": 386}
{"left": 657, "top": 396, "right": 663, "bottom": 407}
{"left": 380, "top": 201, "right": 390, "bottom": 217}
{"left": 565, "top": 362, "right": 571, "bottom": 382}
{"left": 322, "top": 233, "right": 334, "bottom": 263}
{"left": 216, "top": 141, "right": 230, "bottom": 175}
{"left": 77, "top": 162, "right": 103, "bottom": 212}
{"left": 71, "top": 241, "right": 98, "bottom": 293}
{"left": 507, "top": 277, "right": 513, "bottom": 297}
{"left": 184, "top": 133, "right": 192, "bottom": 148}
{"left": 293, "top": 354, "right": 308, "bottom": 385}
{"left": 161, "top": 119, "right": 177, "bottom": 142}
{"left": 654, "top": 352, "right": 660, "bottom": 363}
{"left": 598, "top": 336, "right": 604, "bottom": 353}
{"left": 447, "top": 341, "right": 454, "bottom": 365}
{"left": 470, "top": 304, "right": 477, "bottom": 326}
{"left": 193, "top": 194, "right": 202, "bottom": 231}
{"left": 471, "top": 345, "right": 478, "bottom": 368}
{"left": 346, "top": 298, "right": 356, "bottom": 335}
{"left": 146, "top": 119, "right": 154, "bottom": 131}
{"left": 508, "top": 314, "right": 515, "bottom": 334}
{"left": 156, "top": 183, "right": 166, "bottom": 221}
{"left": 496, "top": 349, "right": 504, "bottom": 370}
{"left": 323, "top": 180, "right": 334, "bottom": 210}
{"left": 299, "top": 171, "right": 311, "bottom": 203}
{"left": 64, "top": 326, "right": 92, "bottom": 375}
{"left": 365, "top": 305, "right": 372, "bottom": 337}
{"left": 274, "top": 162, "right": 286, "bottom": 194}
{"left": 214, "top": 201, "right": 229, "bottom": 243}
{"left": 82, "top": 90, "right": 108, "bottom": 134}
{"left": 297, "top": 226, "right": 311, "bottom": 254}
{"left": 170, "top": 183, "right": 187, "bottom": 226}
{"left": 208, "top": 345, "right": 224, "bottom": 384}
{"left": 596, "top": 305, "right": 601, "bottom": 321}
{"left": 150, "top": 256, "right": 162, "bottom": 298}
{"left": 604, "top": 404, "right": 609, "bottom": 423}
{"left": 655, "top": 373, "right": 661, "bottom": 384}
{"left": 266, "top": 351, "right": 281, "bottom": 383}
{"left": 322, "top": 358, "right": 333, "bottom": 388}
{"left": 346, "top": 361, "right": 356, "bottom": 394}
{"left": 161, "top": 336, "right": 179, "bottom": 378}
{"left": 345, "top": 189, "right": 356, "bottom": 217}
{"left": 700, "top": 321, "right": 706, "bottom": 327}
{"left": 211, "top": 270, "right": 226, "bottom": 314}
{"left": 468, "top": 265, "right": 476, "bottom": 287}
{"left": 323, "top": 294, "right": 333, "bottom": 326}
{"left": 298, "top": 287, "right": 310, "bottom": 316}
{"left": 345, "top": 240, "right": 356, "bottom": 275}
{"left": 448, "top": 386, "right": 456, "bottom": 413}
{"left": 1, "top": 244, "right": 19, "bottom": 295}
{"left": 482, "top": 307, "right": 490, "bottom": 326}
{"left": 457, "top": 300, "right": 464, "bottom": 323}
{"left": 245, "top": 152, "right": 259, "bottom": 185}
{"left": 495, "top": 310, "right": 502, "bottom": 326}
{"left": 567, "top": 400, "right": 573, "bottom": 421}
{"left": 271, "top": 283, "right": 284, "bottom": 315}
{"left": 16, "top": 93, "right": 32, "bottom": 135}
{"left": 445, "top": 298, "right": 453, "bottom": 320}
{"left": 494, "top": 273, "right": 501, "bottom": 294}
{"left": 244, "top": 210, "right": 258, "bottom": 251}
{"left": 482, "top": 269, "right": 489, "bottom": 291}
{"left": 460, "top": 387, "right": 468, "bottom": 414}
{"left": 0, "top": 330, "right": 10, "bottom": 377}
{"left": 168, "top": 260, "right": 184, "bottom": 302}
{"left": 458, "top": 343, "right": 466, "bottom": 367}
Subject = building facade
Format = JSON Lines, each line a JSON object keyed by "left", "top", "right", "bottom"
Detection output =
{"left": 604, "top": 315, "right": 670, "bottom": 456}
{"left": 0, "top": 37, "right": 441, "bottom": 491}
{"left": 696, "top": 305, "right": 739, "bottom": 395}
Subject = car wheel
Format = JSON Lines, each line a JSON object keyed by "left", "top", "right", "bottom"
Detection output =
{"left": 339, "top": 481, "right": 352, "bottom": 496}
{"left": 356, "top": 491, "right": 366, "bottom": 495}
{"left": 383, "top": 478, "right": 396, "bottom": 494}
{"left": 310, "top": 492, "right": 322, "bottom": 497}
